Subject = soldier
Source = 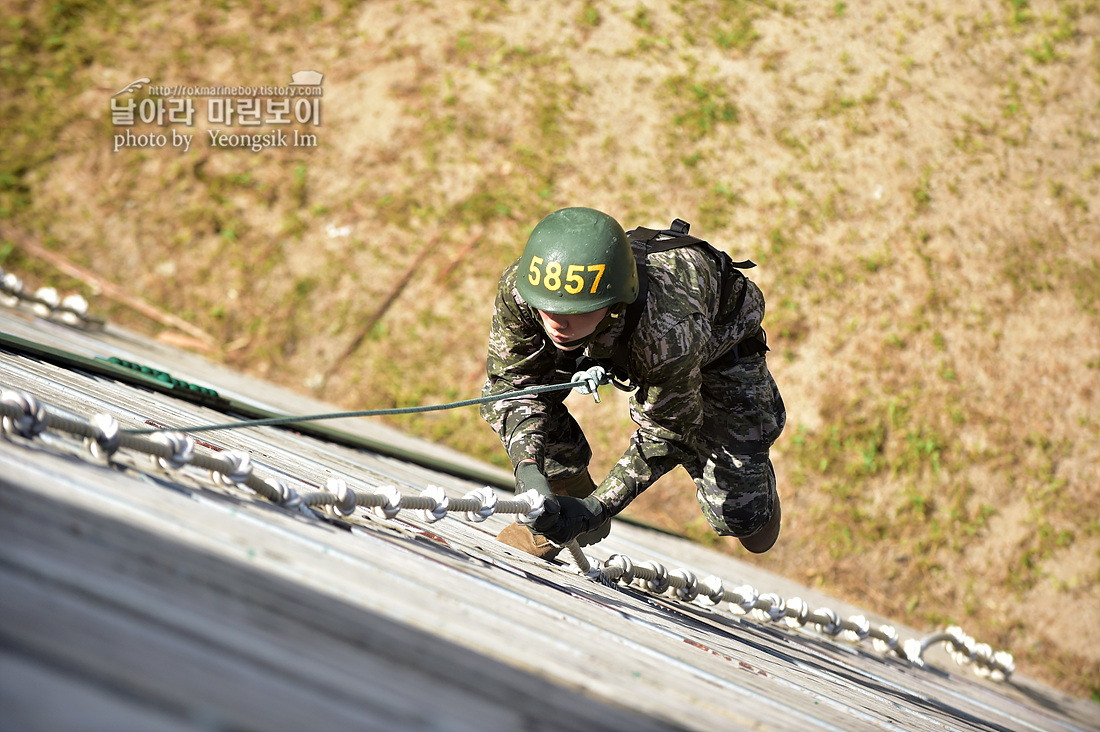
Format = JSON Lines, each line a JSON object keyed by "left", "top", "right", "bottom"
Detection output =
{"left": 481, "top": 207, "right": 785, "bottom": 561}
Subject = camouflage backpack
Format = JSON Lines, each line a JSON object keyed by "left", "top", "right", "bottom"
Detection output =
{"left": 606, "top": 218, "right": 766, "bottom": 388}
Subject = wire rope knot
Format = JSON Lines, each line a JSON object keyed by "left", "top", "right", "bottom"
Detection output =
{"left": 605, "top": 554, "right": 635, "bottom": 585}
{"left": 86, "top": 413, "right": 122, "bottom": 460}
{"left": 58, "top": 294, "right": 89, "bottom": 325}
{"left": 1, "top": 268, "right": 24, "bottom": 301}
{"left": 670, "top": 568, "right": 700, "bottom": 602}
{"left": 639, "top": 561, "right": 670, "bottom": 594}
{"left": 873, "top": 625, "right": 900, "bottom": 654}
{"left": 814, "top": 607, "right": 843, "bottom": 636}
{"left": 371, "top": 485, "right": 403, "bottom": 520}
{"left": 514, "top": 489, "right": 546, "bottom": 524}
{"left": 461, "top": 487, "right": 497, "bottom": 523}
{"left": 784, "top": 597, "right": 810, "bottom": 628}
{"left": 699, "top": 575, "right": 726, "bottom": 605}
{"left": 1, "top": 390, "right": 48, "bottom": 439}
{"left": 728, "top": 584, "right": 759, "bottom": 615}
{"left": 327, "top": 477, "right": 357, "bottom": 517}
{"left": 972, "top": 642, "right": 996, "bottom": 669}
{"left": 841, "top": 614, "right": 871, "bottom": 642}
{"left": 212, "top": 451, "right": 253, "bottom": 486}
{"left": 903, "top": 638, "right": 925, "bottom": 666}
{"left": 149, "top": 431, "right": 195, "bottom": 470}
{"left": 987, "top": 651, "right": 1016, "bottom": 680}
{"left": 417, "top": 485, "right": 449, "bottom": 523}
{"left": 945, "top": 626, "right": 979, "bottom": 668}
{"left": 32, "top": 286, "right": 61, "bottom": 318}
{"left": 752, "top": 593, "right": 786, "bottom": 623}
{"left": 265, "top": 477, "right": 303, "bottom": 508}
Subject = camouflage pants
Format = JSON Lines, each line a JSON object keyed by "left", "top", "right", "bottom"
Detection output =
{"left": 539, "top": 354, "right": 785, "bottom": 538}
{"left": 686, "top": 354, "right": 785, "bottom": 537}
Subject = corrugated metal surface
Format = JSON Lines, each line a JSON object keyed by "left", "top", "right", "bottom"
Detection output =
{"left": 1, "top": 304, "right": 1097, "bottom": 732}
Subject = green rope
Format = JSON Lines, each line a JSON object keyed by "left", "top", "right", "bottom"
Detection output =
{"left": 123, "top": 378, "right": 588, "bottom": 435}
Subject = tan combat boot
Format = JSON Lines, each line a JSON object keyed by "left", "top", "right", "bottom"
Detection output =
{"left": 494, "top": 522, "right": 563, "bottom": 560}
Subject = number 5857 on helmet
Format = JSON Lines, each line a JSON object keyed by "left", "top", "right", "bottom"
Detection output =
{"left": 516, "top": 207, "right": 640, "bottom": 314}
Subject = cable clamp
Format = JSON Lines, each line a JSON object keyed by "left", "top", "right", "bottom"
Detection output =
{"left": 571, "top": 365, "right": 609, "bottom": 403}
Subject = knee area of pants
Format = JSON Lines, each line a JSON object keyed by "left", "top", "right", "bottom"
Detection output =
{"left": 696, "top": 488, "right": 775, "bottom": 538}
{"left": 706, "top": 511, "right": 770, "bottom": 539}
{"left": 709, "top": 522, "right": 738, "bottom": 538}
{"left": 734, "top": 510, "right": 772, "bottom": 538}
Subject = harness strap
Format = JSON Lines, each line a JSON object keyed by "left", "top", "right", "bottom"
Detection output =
{"left": 609, "top": 219, "right": 758, "bottom": 388}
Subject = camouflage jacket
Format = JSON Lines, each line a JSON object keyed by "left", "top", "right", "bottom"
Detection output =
{"left": 481, "top": 245, "right": 766, "bottom": 515}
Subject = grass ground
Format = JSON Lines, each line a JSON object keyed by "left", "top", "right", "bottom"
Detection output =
{"left": 2, "top": 0, "right": 1098, "bottom": 701}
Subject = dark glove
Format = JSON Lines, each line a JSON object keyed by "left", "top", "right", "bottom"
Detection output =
{"left": 531, "top": 494, "right": 608, "bottom": 545}
{"left": 515, "top": 461, "right": 553, "bottom": 497}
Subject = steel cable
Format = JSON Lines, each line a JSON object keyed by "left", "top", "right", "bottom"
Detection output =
{"left": 121, "top": 370, "right": 609, "bottom": 436}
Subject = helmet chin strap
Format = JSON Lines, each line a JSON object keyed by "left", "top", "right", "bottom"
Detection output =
{"left": 552, "top": 337, "right": 589, "bottom": 351}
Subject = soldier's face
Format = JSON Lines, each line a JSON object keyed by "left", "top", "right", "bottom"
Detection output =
{"left": 537, "top": 308, "right": 609, "bottom": 350}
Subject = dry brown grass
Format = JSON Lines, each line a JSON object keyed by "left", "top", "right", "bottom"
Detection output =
{"left": 2, "top": 0, "right": 1098, "bottom": 700}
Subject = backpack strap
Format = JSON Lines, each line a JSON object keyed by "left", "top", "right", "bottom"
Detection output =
{"left": 608, "top": 244, "right": 649, "bottom": 389}
{"left": 609, "top": 219, "right": 757, "bottom": 389}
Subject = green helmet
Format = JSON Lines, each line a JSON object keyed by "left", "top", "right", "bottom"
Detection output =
{"left": 516, "top": 207, "right": 639, "bottom": 314}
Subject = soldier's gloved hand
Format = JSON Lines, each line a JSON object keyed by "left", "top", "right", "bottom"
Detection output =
{"left": 515, "top": 461, "right": 553, "bottom": 497}
{"left": 531, "top": 494, "right": 608, "bottom": 545}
